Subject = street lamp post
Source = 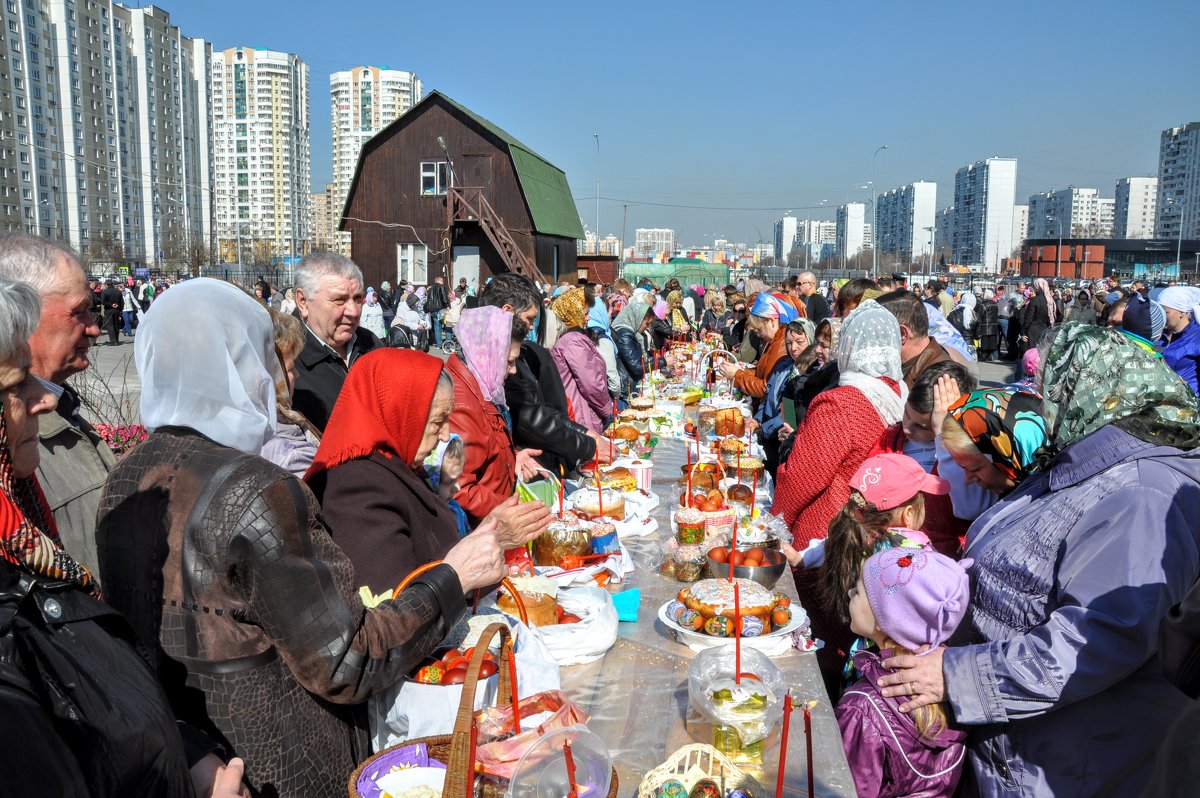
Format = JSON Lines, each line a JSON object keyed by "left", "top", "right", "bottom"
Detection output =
{"left": 924, "top": 225, "right": 935, "bottom": 276}
{"left": 871, "top": 145, "right": 888, "bottom": 280}
{"left": 593, "top": 133, "right": 600, "bottom": 256}
{"left": 1046, "top": 215, "right": 1063, "bottom": 279}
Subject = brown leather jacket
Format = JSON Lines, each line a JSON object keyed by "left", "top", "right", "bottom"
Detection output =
{"left": 900, "top": 336, "right": 952, "bottom": 389}
{"left": 96, "top": 428, "right": 466, "bottom": 797}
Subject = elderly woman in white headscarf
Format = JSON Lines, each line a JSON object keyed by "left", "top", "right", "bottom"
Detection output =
{"left": 1157, "top": 285, "right": 1200, "bottom": 395}
{"left": 774, "top": 299, "right": 907, "bottom": 693}
{"left": 94, "top": 278, "right": 505, "bottom": 797}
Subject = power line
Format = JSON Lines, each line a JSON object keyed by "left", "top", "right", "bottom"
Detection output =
{"left": 572, "top": 195, "right": 834, "bottom": 212}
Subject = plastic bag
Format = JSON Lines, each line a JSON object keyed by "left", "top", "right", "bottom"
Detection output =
{"left": 522, "top": 586, "right": 619, "bottom": 666}
{"left": 687, "top": 647, "right": 786, "bottom": 746}
{"left": 474, "top": 691, "right": 590, "bottom": 780}
{"left": 368, "top": 619, "right": 562, "bottom": 751}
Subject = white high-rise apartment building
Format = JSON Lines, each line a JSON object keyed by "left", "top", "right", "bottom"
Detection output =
{"left": 1156, "top": 122, "right": 1200, "bottom": 239}
{"left": 1113, "top": 177, "right": 1157, "bottom": 239}
{"left": 836, "top": 202, "right": 867, "bottom": 262}
{"left": 952, "top": 157, "right": 1017, "bottom": 270}
{"left": 331, "top": 65, "right": 421, "bottom": 254}
{"left": 773, "top": 215, "right": 799, "bottom": 264}
{"left": 875, "top": 181, "right": 937, "bottom": 263}
{"left": 0, "top": 2, "right": 211, "bottom": 268}
{"left": 579, "top": 232, "right": 621, "bottom": 256}
{"left": 799, "top": 219, "right": 836, "bottom": 245}
{"left": 935, "top": 206, "right": 954, "bottom": 255}
{"left": 1013, "top": 205, "right": 1029, "bottom": 244}
{"left": 212, "top": 47, "right": 310, "bottom": 265}
{"left": 1027, "top": 187, "right": 1113, "bottom": 238}
{"left": 635, "top": 227, "right": 674, "bottom": 258}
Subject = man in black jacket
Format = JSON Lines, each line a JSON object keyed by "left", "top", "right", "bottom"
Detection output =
{"left": 479, "top": 273, "right": 606, "bottom": 475}
{"left": 292, "top": 252, "right": 379, "bottom": 431}
{"left": 426, "top": 276, "right": 450, "bottom": 350}
{"left": 99, "top": 279, "right": 123, "bottom": 345}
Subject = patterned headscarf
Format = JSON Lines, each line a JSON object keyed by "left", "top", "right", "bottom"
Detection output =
{"left": 454, "top": 305, "right": 515, "bottom": 409}
{"left": 612, "top": 300, "right": 651, "bottom": 335}
{"left": 0, "top": 408, "right": 99, "bottom": 597}
{"left": 750, "top": 292, "right": 799, "bottom": 323}
{"left": 666, "top": 290, "right": 684, "bottom": 308}
{"left": 606, "top": 292, "right": 627, "bottom": 317}
{"left": 1040, "top": 323, "right": 1200, "bottom": 451}
{"left": 948, "top": 389, "right": 1048, "bottom": 482}
{"left": 550, "top": 287, "right": 590, "bottom": 331}
{"left": 837, "top": 300, "right": 907, "bottom": 425}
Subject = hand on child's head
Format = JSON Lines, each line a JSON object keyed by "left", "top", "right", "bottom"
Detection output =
{"left": 930, "top": 375, "right": 961, "bottom": 438}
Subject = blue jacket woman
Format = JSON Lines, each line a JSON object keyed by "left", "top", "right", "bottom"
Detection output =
{"left": 611, "top": 301, "right": 653, "bottom": 394}
{"left": 881, "top": 323, "right": 1200, "bottom": 796}
{"left": 1157, "top": 287, "right": 1200, "bottom": 396}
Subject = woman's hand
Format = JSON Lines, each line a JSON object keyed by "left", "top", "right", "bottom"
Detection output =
{"left": 663, "top": 350, "right": 679, "bottom": 369}
{"left": 514, "top": 448, "right": 544, "bottom": 482}
{"left": 586, "top": 431, "right": 613, "bottom": 464}
{"left": 444, "top": 518, "right": 506, "bottom": 592}
{"left": 930, "top": 375, "right": 961, "bottom": 438}
{"left": 778, "top": 422, "right": 794, "bottom": 440}
{"left": 191, "top": 755, "right": 251, "bottom": 798}
{"left": 717, "top": 360, "right": 740, "bottom": 380}
{"left": 484, "top": 494, "right": 552, "bottom": 549}
{"left": 875, "top": 646, "right": 946, "bottom": 713}
{"left": 779, "top": 540, "right": 803, "bottom": 567}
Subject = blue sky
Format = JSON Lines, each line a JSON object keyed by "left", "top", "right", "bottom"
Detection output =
{"left": 169, "top": 0, "right": 1200, "bottom": 246}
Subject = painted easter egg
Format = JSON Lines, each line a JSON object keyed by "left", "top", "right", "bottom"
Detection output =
{"left": 705, "top": 616, "right": 733, "bottom": 637}
{"left": 739, "top": 615, "right": 764, "bottom": 637}
{"left": 655, "top": 779, "right": 687, "bottom": 798}
{"left": 688, "top": 778, "right": 721, "bottom": 798}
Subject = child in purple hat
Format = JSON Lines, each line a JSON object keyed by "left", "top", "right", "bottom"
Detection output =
{"left": 837, "top": 547, "right": 971, "bottom": 798}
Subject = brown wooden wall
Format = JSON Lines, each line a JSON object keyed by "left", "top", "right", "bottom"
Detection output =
{"left": 343, "top": 98, "right": 539, "bottom": 287}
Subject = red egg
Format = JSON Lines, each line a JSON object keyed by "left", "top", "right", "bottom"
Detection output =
{"left": 728, "top": 550, "right": 745, "bottom": 567}
{"left": 708, "top": 547, "right": 728, "bottom": 564}
{"left": 442, "top": 666, "right": 468, "bottom": 685}
{"left": 746, "top": 547, "right": 766, "bottom": 562}
{"left": 477, "top": 661, "right": 499, "bottom": 678}
{"left": 560, "top": 614, "right": 582, "bottom": 624}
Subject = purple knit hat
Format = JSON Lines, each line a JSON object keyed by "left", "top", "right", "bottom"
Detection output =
{"left": 862, "top": 548, "right": 972, "bottom": 655}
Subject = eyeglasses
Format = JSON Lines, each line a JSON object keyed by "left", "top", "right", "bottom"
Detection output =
{"left": 800, "top": 281, "right": 815, "bottom": 286}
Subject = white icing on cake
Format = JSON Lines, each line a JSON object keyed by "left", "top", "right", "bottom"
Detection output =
{"left": 508, "top": 574, "right": 559, "bottom": 599}
{"left": 688, "top": 578, "right": 774, "bottom": 612}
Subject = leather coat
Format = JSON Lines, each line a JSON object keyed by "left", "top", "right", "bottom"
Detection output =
{"left": 96, "top": 428, "right": 467, "bottom": 797}
{"left": 505, "top": 342, "right": 595, "bottom": 475}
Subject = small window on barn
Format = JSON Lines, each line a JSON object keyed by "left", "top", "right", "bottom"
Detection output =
{"left": 420, "top": 161, "right": 448, "bottom": 196}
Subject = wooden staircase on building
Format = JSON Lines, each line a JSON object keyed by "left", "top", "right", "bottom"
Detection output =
{"left": 448, "top": 187, "right": 542, "bottom": 282}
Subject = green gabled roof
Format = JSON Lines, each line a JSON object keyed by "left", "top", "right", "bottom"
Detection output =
{"left": 436, "top": 93, "right": 585, "bottom": 241}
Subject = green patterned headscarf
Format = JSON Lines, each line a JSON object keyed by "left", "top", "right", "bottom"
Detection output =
{"left": 1040, "top": 323, "right": 1200, "bottom": 451}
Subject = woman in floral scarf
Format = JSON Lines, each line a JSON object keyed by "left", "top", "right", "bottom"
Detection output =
{"left": 549, "top": 288, "right": 611, "bottom": 434}
{"left": 666, "top": 289, "right": 692, "bottom": 335}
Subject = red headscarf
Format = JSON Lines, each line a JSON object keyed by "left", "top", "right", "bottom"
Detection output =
{"left": 305, "top": 349, "right": 445, "bottom": 480}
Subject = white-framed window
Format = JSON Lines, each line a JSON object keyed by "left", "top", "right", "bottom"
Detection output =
{"left": 397, "top": 242, "right": 428, "bottom": 285}
{"left": 420, "top": 161, "right": 448, "bottom": 196}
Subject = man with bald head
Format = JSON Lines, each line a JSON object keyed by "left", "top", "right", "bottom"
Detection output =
{"left": 797, "top": 271, "right": 829, "bottom": 324}
{"left": 0, "top": 233, "right": 112, "bottom": 575}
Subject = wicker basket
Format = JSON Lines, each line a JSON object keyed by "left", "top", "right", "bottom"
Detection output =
{"left": 637, "top": 744, "right": 763, "bottom": 798}
{"left": 349, "top": 576, "right": 617, "bottom": 798}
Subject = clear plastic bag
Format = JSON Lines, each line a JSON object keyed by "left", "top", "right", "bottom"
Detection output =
{"left": 687, "top": 646, "right": 785, "bottom": 746}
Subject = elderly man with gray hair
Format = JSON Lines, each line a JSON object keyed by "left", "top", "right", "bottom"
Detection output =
{"left": 0, "top": 233, "right": 112, "bottom": 576}
{"left": 291, "top": 251, "right": 380, "bottom": 431}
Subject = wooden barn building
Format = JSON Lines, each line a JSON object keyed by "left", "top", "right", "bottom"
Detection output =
{"left": 340, "top": 92, "right": 584, "bottom": 290}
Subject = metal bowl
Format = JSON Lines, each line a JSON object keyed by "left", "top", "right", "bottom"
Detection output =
{"left": 704, "top": 549, "right": 787, "bottom": 589}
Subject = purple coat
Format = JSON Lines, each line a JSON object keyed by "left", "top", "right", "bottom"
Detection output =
{"left": 551, "top": 329, "right": 611, "bottom": 434}
{"left": 837, "top": 652, "right": 967, "bottom": 798}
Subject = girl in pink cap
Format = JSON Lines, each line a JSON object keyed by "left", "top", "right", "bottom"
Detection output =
{"left": 782, "top": 452, "right": 950, "bottom": 697}
{"left": 838, "top": 547, "right": 971, "bottom": 798}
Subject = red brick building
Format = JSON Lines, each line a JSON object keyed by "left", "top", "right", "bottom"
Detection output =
{"left": 1019, "top": 240, "right": 1105, "bottom": 280}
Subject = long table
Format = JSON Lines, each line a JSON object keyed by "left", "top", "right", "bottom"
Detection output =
{"left": 558, "top": 436, "right": 855, "bottom": 797}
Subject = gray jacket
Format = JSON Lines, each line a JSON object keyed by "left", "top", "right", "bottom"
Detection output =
{"left": 943, "top": 426, "right": 1200, "bottom": 796}
{"left": 35, "top": 385, "right": 116, "bottom": 577}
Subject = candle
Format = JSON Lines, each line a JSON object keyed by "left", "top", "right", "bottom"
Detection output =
{"left": 508, "top": 653, "right": 521, "bottom": 734}
{"left": 729, "top": 524, "right": 737, "bottom": 582}
{"left": 558, "top": 466, "right": 565, "bottom": 518}
{"left": 775, "top": 693, "right": 793, "bottom": 798}
{"left": 751, "top": 470, "right": 758, "bottom": 510}
{"left": 803, "top": 701, "right": 814, "bottom": 798}
{"left": 563, "top": 739, "right": 579, "bottom": 798}
{"left": 737, "top": 450, "right": 742, "bottom": 483}
{"left": 597, "top": 485, "right": 603, "bottom": 517}
{"left": 734, "top": 582, "right": 741, "bottom": 684}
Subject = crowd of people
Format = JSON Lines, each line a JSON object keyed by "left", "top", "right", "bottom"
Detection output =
{"left": 0, "top": 229, "right": 1196, "bottom": 797}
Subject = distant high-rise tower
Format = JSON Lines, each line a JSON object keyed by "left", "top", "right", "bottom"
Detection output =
{"left": 1155, "top": 122, "right": 1200, "bottom": 239}
{"left": 875, "top": 181, "right": 937, "bottom": 264}
{"left": 952, "top": 157, "right": 1017, "bottom": 270}
{"left": 212, "top": 47, "right": 310, "bottom": 266}
{"left": 331, "top": 66, "right": 422, "bottom": 254}
{"left": 0, "top": 2, "right": 212, "bottom": 268}
{"left": 774, "top": 215, "right": 799, "bottom": 265}
{"left": 1113, "top": 177, "right": 1158, "bottom": 239}
{"left": 836, "top": 203, "right": 867, "bottom": 263}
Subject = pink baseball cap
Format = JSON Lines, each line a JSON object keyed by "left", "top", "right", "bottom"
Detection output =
{"left": 850, "top": 453, "right": 949, "bottom": 511}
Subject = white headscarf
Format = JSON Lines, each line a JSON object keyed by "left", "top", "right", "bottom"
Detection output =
{"left": 1158, "top": 286, "right": 1200, "bottom": 322}
{"left": 837, "top": 299, "right": 908, "bottom": 426}
{"left": 135, "top": 278, "right": 280, "bottom": 453}
{"left": 956, "top": 291, "right": 977, "bottom": 330}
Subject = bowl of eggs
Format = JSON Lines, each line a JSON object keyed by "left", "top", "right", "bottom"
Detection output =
{"left": 704, "top": 546, "right": 787, "bottom": 589}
